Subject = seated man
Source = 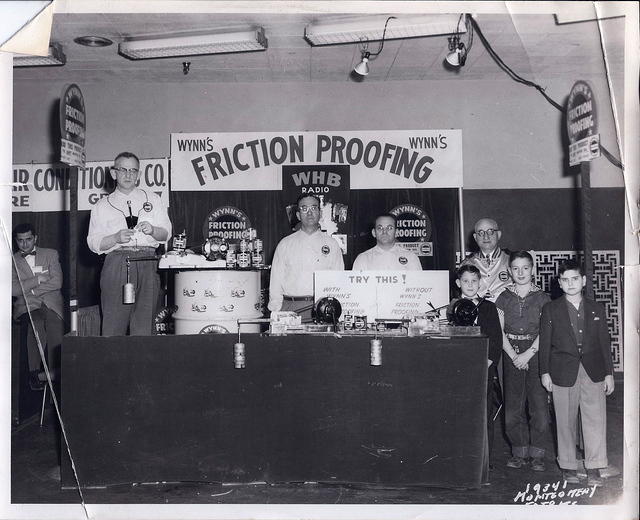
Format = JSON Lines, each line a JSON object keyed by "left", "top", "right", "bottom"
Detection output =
{"left": 353, "top": 213, "right": 422, "bottom": 271}
{"left": 11, "top": 223, "right": 64, "bottom": 390}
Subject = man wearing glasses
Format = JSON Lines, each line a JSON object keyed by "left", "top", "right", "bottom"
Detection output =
{"left": 352, "top": 213, "right": 422, "bottom": 271}
{"left": 268, "top": 194, "right": 344, "bottom": 322}
{"left": 87, "top": 152, "right": 172, "bottom": 335}
{"left": 461, "top": 217, "right": 511, "bottom": 302}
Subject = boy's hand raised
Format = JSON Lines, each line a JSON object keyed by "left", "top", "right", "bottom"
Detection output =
{"left": 541, "top": 373, "right": 553, "bottom": 392}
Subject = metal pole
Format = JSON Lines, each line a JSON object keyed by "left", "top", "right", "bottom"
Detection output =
{"left": 580, "top": 162, "right": 594, "bottom": 299}
{"left": 458, "top": 187, "right": 466, "bottom": 263}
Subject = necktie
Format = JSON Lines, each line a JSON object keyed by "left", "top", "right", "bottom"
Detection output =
{"left": 484, "top": 254, "right": 491, "bottom": 268}
{"left": 21, "top": 250, "right": 36, "bottom": 258}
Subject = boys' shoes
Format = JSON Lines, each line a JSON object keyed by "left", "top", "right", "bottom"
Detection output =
{"left": 506, "top": 456, "right": 527, "bottom": 469}
{"left": 587, "top": 469, "right": 603, "bottom": 487}
{"left": 562, "top": 469, "right": 580, "bottom": 484}
{"left": 599, "top": 465, "right": 621, "bottom": 478}
{"left": 530, "top": 458, "right": 546, "bottom": 472}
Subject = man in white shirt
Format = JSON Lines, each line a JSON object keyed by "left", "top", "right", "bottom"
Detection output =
{"left": 352, "top": 214, "right": 422, "bottom": 271}
{"left": 11, "top": 223, "right": 64, "bottom": 389}
{"left": 87, "top": 152, "right": 172, "bottom": 336}
{"left": 460, "top": 217, "right": 511, "bottom": 302}
{"left": 268, "top": 194, "right": 344, "bottom": 322}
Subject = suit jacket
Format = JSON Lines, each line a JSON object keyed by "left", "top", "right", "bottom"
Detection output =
{"left": 539, "top": 296, "right": 613, "bottom": 387}
{"left": 11, "top": 247, "right": 64, "bottom": 320}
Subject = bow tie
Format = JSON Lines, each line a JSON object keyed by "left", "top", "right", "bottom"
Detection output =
{"left": 21, "top": 250, "right": 36, "bottom": 257}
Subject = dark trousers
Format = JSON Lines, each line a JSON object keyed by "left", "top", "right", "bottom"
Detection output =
{"left": 487, "top": 364, "right": 501, "bottom": 461}
{"left": 100, "top": 249, "right": 160, "bottom": 336}
{"left": 19, "top": 304, "right": 63, "bottom": 373}
{"left": 503, "top": 340, "right": 550, "bottom": 458}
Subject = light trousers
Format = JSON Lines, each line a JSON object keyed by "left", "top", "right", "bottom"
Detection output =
{"left": 552, "top": 363, "right": 608, "bottom": 470}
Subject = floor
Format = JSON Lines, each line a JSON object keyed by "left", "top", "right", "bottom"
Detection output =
{"left": 11, "top": 377, "right": 625, "bottom": 506}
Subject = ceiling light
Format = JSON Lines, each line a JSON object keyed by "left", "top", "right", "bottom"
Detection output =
{"left": 445, "top": 36, "right": 467, "bottom": 67}
{"left": 74, "top": 35, "right": 113, "bottom": 47}
{"left": 118, "top": 27, "right": 267, "bottom": 60}
{"left": 13, "top": 42, "right": 66, "bottom": 67}
{"left": 443, "top": 14, "right": 473, "bottom": 70}
{"left": 305, "top": 14, "right": 464, "bottom": 46}
{"left": 353, "top": 52, "right": 370, "bottom": 76}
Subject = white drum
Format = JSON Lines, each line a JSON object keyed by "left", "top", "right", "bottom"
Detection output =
{"left": 172, "top": 269, "right": 262, "bottom": 334}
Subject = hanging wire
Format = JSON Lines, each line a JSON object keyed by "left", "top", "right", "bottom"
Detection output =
{"left": 366, "top": 15, "right": 397, "bottom": 58}
{"left": 467, "top": 14, "right": 622, "bottom": 169}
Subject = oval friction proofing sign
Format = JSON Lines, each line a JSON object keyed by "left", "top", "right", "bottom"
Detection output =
{"left": 567, "top": 81, "right": 597, "bottom": 145}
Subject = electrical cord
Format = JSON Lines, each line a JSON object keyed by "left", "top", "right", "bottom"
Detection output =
{"left": 468, "top": 14, "right": 623, "bottom": 169}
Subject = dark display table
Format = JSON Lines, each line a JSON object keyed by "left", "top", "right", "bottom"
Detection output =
{"left": 61, "top": 334, "right": 488, "bottom": 489}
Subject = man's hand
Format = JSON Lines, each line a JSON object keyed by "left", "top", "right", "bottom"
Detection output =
{"left": 512, "top": 353, "right": 529, "bottom": 370}
{"left": 604, "top": 375, "right": 615, "bottom": 395}
{"left": 36, "top": 273, "right": 51, "bottom": 284}
{"left": 136, "top": 221, "right": 154, "bottom": 235}
{"left": 541, "top": 373, "right": 553, "bottom": 392}
{"left": 115, "top": 228, "right": 135, "bottom": 243}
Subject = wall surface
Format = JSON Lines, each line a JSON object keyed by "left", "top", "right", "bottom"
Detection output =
{"left": 12, "top": 76, "right": 624, "bottom": 189}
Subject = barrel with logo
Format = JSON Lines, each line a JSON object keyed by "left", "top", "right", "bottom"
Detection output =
{"left": 172, "top": 269, "right": 262, "bottom": 334}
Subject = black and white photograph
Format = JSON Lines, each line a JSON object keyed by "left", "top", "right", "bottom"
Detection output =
{"left": 1, "top": 1, "right": 638, "bottom": 519}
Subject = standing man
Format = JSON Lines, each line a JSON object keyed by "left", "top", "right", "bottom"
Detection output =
{"left": 87, "top": 152, "right": 171, "bottom": 336}
{"left": 269, "top": 194, "right": 344, "bottom": 322}
{"left": 352, "top": 213, "right": 422, "bottom": 271}
{"left": 461, "top": 217, "right": 511, "bottom": 302}
{"left": 11, "top": 223, "right": 64, "bottom": 390}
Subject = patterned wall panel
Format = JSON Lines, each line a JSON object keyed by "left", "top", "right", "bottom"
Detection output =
{"left": 456, "top": 250, "right": 622, "bottom": 371}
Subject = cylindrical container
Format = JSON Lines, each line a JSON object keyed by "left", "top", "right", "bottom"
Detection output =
{"left": 173, "top": 269, "right": 262, "bottom": 334}
{"left": 370, "top": 338, "right": 382, "bottom": 366}
{"left": 239, "top": 239, "right": 249, "bottom": 253}
{"left": 251, "top": 250, "right": 263, "bottom": 268}
{"left": 234, "top": 342, "right": 246, "bottom": 369}
{"left": 354, "top": 315, "right": 367, "bottom": 331}
{"left": 253, "top": 238, "right": 263, "bottom": 252}
{"left": 237, "top": 251, "right": 251, "bottom": 269}
{"left": 225, "top": 250, "right": 237, "bottom": 269}
{"left": 123, "top": 282, "right": 135, "bottom": 304}
{"left": 343, "top": 314, "right": 354, "bottom": 330}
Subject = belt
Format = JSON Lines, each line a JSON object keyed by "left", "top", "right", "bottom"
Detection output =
{"left": 283, "top": 295, "right": 314, "bottom": 302}
{"left": 506, "top": 333, "right": 537, "bottom": 341}
{"left": 114, "top": 246, "right": 157, "bottom": 253}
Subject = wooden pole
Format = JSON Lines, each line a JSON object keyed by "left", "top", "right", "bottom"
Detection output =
{"left": 580, "top": 161, "right": 594, "bottom": 299}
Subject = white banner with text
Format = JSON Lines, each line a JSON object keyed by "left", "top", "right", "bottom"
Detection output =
{"left": 170, "top": 130, "right": 463, "bottom": 191}
{"left": 11, "top": 159, "right": 169, "bottom": 212}
{"left": 314, "top": 270, "right": 450, "bottom": 320}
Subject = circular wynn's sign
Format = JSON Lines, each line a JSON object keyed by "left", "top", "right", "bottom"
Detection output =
{"left": 60, "top": 84, "right": 86, "bottom": 146}
{"left": 203, "top": 206, "right": 252, "bottom": 242}
{"left": 567, "top": 81, "right": 597, "bottom": 145}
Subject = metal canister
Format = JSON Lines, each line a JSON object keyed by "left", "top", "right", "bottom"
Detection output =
{"left": 354, "top": 315, "right": 367, "bottom": 330}
{"left": 239, "top": 239, "right": 249, "bottom": 253}
{"left": 375, "top": 321, "right": 387, "bottom": 332}
{"left": 343, "top": 314, "right": 354, "bottom": 330}
{"left": 237, "top": 251, "right": 251, "bottom": 269}
{"left": 234, "top": 342, "right": 246, "bottom": 369}
{"left": 123, "top": 282, "right": 135, "bottom": 304}
{"left": 251, "top": 250, "right": 263, "bottom": 268}
{"left": 370, "top": 338, "right": 382, "bottom": 366}
{"left": 225, "top": 250, "right": 237, "bottom": 269}
{"left": 253, "top": 238, "right": 263, "bottom": 253}
{"left": 247, "top": 227, "right": 257, "bottom": 241}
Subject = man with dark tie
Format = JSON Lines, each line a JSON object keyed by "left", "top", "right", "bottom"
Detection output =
{"left": 11, "top": 223, "right": 64, "bottom": 390}
{"left": 461, "top": 218, "right": 511, "bottom": 302}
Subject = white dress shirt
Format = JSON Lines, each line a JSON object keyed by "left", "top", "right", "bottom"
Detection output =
{"left": 87, "top": 188, "right": 171, "bottom": 254}
{"left": 268, "top": 228, "right": 344, "bottom": 312}
{"left": 352, "top": 243, "right": 422, "bottom": 271}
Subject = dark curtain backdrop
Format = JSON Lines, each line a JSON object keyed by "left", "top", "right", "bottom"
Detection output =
{"left": 169, "top": 188, "right": 460, "bottom": 271}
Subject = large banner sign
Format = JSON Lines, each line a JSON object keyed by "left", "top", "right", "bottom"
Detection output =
{"left": 170, "top": 130, "right": 463, "bottom": 191}
{"left": 315, "top": 270, "right": 450, "bottom": 320}
{"left": 12, "top": 159, "right": 169, "bottom": 213}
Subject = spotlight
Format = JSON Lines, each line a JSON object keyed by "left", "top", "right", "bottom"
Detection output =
{"left": 445, "top": 36, "right": 467, "bottom": 67}
{"left": 353, "top": 51, "right": 370, "bottom": 76}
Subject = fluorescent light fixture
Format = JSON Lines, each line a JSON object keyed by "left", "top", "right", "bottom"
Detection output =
{"left": 13, "top": 42, "right": 66, "bottom": 67}
{"left": 305, "top": 14, "right": 464, "bottom": 46}
{"left": 118, "top": 27, "right": 267, "bottom": 60}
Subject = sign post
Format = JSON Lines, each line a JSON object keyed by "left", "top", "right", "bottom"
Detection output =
{"left": 567, "top": 81, "right": 598, "bottom": 299}
{"left": 59, "top": 84, "right": 86, "bottom": 332}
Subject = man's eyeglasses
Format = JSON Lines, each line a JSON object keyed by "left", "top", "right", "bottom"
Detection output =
{"left": 475, "top": 228, "right": 498, "bottom": 238}
{"left": 112, "top": 167, "right": 139, "bottom": 175}
{"left": 376, "top": 225, "right": 395, "bottom": 232}
{"left": 299, "top": 205, "right": 319, "bottom": 214}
